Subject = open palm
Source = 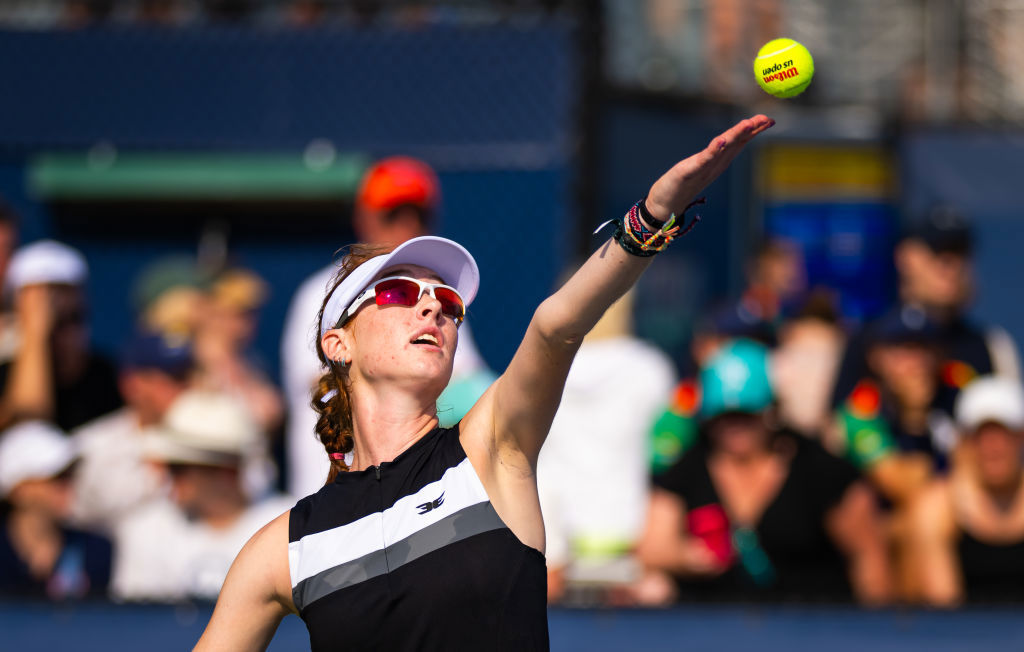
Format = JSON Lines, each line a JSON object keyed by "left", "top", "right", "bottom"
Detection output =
{"left": 646, "top": 115, "right": 774, "bottom": 222}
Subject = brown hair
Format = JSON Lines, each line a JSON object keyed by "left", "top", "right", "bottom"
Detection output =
{"left": 312, "top": 242, "right": 397, "bottom": 483}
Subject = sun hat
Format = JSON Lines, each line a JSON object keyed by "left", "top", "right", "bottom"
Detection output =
{"left": 144, "top": 390, "right": 259, "bottom": 467}
{"left": 320, "top": 235, "right": 479, "bottom": 337}
{"left": 0, "top": 421, "right": 76, "bottom": 497}
{"left": 955, "top": 376, "right": 1024, "bottom": 432}
{"left": 6, "top": 240, "right": 88, "bottom": 291}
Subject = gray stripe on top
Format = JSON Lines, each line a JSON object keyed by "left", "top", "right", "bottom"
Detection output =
{"left": 293, "top": 501, "right": 506, "bottom": 612}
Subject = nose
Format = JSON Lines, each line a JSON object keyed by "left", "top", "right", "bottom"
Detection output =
{"left": 418, "top": 290, "right": 444, "bottom": 323}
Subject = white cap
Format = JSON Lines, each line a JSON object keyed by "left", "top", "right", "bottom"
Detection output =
{"left": 0, "top": 421, "right": 76, "bottom": 496}
{"left": 320, "top": 236, "right": 479, "bottom": 338}
{"left": 955, "top": 376, "right": 1024, "bottom": 432}
{"left": 144, "top": 390, "right": 260, "bottom": 467}
{"left": 6, "top": 239, "right": 88, "bottom": 291}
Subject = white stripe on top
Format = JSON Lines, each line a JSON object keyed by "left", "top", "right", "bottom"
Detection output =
{"left": 289, "top": 457, "right": 490, "bottom": 588}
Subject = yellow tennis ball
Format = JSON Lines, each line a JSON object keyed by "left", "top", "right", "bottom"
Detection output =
{"left": 754, "top": 38, "right": 814, "bottom": 98}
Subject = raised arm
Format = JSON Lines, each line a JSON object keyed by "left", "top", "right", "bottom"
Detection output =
{"left": 476, "top": 115, "right": 774, "bottom": 464}
{"left": 194, "top": 511, "right": 295, "bottom": 652}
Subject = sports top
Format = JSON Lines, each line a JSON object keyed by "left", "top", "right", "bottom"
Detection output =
{"left": 288, "top": 424, "right": 549, "bottom": 651}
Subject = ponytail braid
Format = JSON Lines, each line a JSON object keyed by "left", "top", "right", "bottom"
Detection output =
{"left": 310, "top": 242, "right": 396, "bottom": 484}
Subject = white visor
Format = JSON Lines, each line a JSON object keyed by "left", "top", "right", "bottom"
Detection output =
{"left": 320, "top": 236, "right": 479, "bottom": 338}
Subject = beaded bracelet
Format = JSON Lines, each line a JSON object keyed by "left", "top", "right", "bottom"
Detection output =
{"left": 596, "top": 197, "right": 706, "bottom": 257}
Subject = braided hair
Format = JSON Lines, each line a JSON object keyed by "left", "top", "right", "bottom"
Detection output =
{"left": 311, "top": 242, "right": 395, "bottom": 483}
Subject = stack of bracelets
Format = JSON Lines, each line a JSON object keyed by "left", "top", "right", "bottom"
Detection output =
{"left": 603, "top": 197, "right": 706, "bottom": 257}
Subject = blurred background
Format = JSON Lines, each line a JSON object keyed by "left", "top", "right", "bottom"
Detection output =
{"left": 2, "top": 0, "right": 1024, "bottom": 650}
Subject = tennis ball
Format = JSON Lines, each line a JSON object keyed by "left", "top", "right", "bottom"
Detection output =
{"left": 754, "top": 38, "right": 814, "bottom": 98}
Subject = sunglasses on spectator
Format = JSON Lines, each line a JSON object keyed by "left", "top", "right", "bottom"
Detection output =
{"left": 341, "top": 276, "right": 465, "bottom": 326}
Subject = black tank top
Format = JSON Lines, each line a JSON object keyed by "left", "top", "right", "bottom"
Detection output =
{"left": 654, "top": 432, "right": 861, "bottom": 602}
{"left": 288, "top": 424, "right": 549, "bottom": 651}
{"left": 958, "top": 529, "right": 1024, "bottom": 603}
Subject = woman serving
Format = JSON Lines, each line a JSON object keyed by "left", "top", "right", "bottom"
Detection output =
{"left": 195, "top": 115, "right": 774, "bottom": 651}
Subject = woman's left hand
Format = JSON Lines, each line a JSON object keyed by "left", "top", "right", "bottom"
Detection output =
{"left": 644, "top": 115, "right": 774, "bottom": 223}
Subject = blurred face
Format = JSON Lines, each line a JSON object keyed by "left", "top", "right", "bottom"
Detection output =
{"left": 119, "top": 369, "right": 189, "bottom": 426}
{"left": 353, "top": 205, "right": 429, "bottom": 247}
{"left": 8, "top": 470, "right": 74, "bottom": 520}
{"left": 869, "top": 342, "right": 938, "bottom": 409}
{"left": 970, "top": 422, "right": 1023, "bottom": 490}
{"left": 755, "top": 246, "right": 804, "bottom": 300}
{"left": 707, "top": 412, "right": 770, "bottom": 458}
{"left": 49, "top": 285, "right": 90, "bottom": 377}
{"left": 897, "top": 241, "right": 972, "bottom": 310}
{"left": 341, "top": 264, "right": 459, "bottom": 397}
{"left": 167, "top": 463, "right": 236, "bottom": 517}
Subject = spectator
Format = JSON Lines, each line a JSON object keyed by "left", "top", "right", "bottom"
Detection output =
{"left": 0, "top": 240, "right": 122, "bottom": 432}
{"left": 536, "top": 289, "right": 675, "bottom": 603}
{"left": 910, "top": 376, "right": 1024, "bottom": 606}
{"left": 193, "top": 268, "right": 283, "bottom": 434}
{"left": 638, "top": 339, "right": 891, "bottom": 605}
{"left": 828, "top": 305, "right": 957, "bottom": 504}
{"left": 772, "top": 290, "right": 846, "bottom": 436}
{"left": 831, "top": 206, "right": 1021, "bottom": 407}
{"left": 281, "top": 156, "right": 496, "bottom": 497}
{"left": 71, "top": 331, "right": 194, "bottom": 532}
{"left": 649, "top": 301, "right": 775, "bottom": 475}
{"left": 111, "top": 390, "right": 293, "bottom": 602}
{"left": 0, "top": 420, "right": 112, "bottom": 599}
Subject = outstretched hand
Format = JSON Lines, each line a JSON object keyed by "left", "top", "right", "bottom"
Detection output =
{"left": 645, "top": 115, "right": 774, "bottom": 223}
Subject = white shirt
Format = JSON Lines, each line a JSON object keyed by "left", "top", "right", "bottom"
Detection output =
{"left": 71, "top": 408, "right": 164, "bottom": 533}
{"left": 280, "top": 264, "right": 492, "bottom": 498}
{"left": 536, "top": 336, "right": 676, "bottom": 567}
{"left": 111, "top": 494, "right": 295, "bottom": 602}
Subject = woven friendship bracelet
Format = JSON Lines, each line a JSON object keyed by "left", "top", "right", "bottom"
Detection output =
{"left": 594, "top": 198, "right": 706, "bottom": 257}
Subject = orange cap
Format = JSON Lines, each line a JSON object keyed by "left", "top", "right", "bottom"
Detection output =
{"left": 356, "top": 156, "right": 440, "bottom": 212}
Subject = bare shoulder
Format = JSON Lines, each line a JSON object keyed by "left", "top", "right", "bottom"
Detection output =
{"left": 193, "top": 510, "right": 295, "bottom": 652}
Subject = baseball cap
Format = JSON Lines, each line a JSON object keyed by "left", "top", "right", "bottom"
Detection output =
{"left": 699, "top": 339, "right": 774, "bottom": 419}
{"left": 120, "top": 330, "right": 194, "bottom": 379}
{"left": 903, "top": 205, "right": 972, "bottom": 255}
{"left": 320, "top": 235, "right": 479, "bottom": 337}
{"left": 955, "top": 376, "right": 1024, "bottom": 432}
{"left": 144, "top": 390, "right": 259, "bottom": 467}
{"left": 6, "top": 240, "right": 87, "bottom": 291}
{"left": 356, "top": 157, "right": 440, "bottom": 212}
{"left": 0, "top": 421, "right": 76, "bottom": 497}
{"left": 868, "top": 304, "right": 940, "bottom": 345}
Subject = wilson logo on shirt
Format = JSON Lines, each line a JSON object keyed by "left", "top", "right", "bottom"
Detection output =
{"left": 417, "top": 492, "right": 445, "bottom": 515}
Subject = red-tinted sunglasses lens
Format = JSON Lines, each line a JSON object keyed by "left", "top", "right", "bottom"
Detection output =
{"left": 374, "top": 279, "right": 421, "bottom": 307}
{"left": 434, "top": 287, "right": 465, "bottom": 322}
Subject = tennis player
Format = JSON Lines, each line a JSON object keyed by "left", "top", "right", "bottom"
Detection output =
{"left": 195, "top": 115, "right": 774, "bottom": 651}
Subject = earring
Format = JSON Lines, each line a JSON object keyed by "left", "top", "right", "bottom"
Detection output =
{"left": 337, "top": 358, "right": 347, "bottom": 369}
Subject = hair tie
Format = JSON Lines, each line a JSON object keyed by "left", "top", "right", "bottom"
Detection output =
{"left": 329, "top": 452, "right": 345, "bottom": 460}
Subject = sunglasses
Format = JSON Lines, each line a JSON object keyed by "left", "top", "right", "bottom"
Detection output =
{"left": 341, "top": 275, "right": 465, "bottom": 325}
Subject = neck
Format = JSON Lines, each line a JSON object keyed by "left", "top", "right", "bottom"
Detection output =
{"left": 348, "top": 377, "right": 440, "bottom": 471}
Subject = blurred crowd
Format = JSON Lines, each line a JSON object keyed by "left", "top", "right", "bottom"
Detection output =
{"left": 0, "top": 0, "right": 571, "bottom": 29}
{"left": 2, "top": 154, "right": 1024, "bottom": 611}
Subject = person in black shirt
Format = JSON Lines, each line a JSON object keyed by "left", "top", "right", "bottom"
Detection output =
{"left": 911, "top": 376, "right": 1024, "bottom": 605}
{"left": 0, "top": 421, "right": 112, "bottom": 599}
{"left": 0, "top": 240, "right": 122, "bottom": 433}
{"left": 830, "top": 206, "right": 1020, "bottom": 410}
{"left": 639, "top": 340, "right": 892, "bottom": 604}
{"left": 193, "top": 116, "right": 775, "bottom": 651}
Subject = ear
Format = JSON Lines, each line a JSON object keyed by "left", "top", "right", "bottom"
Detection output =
{"left": 321, "top": 328, "right": 352, "bottom": 367}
